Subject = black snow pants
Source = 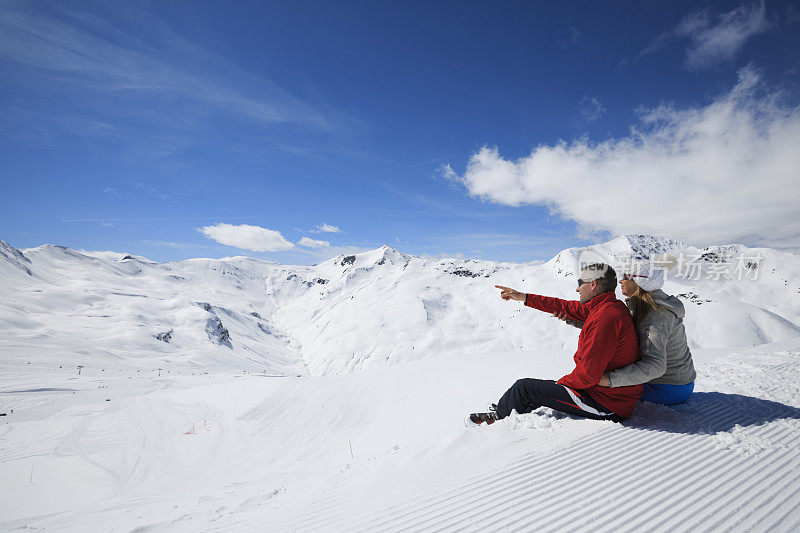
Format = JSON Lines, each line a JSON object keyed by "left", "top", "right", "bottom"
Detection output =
{"left": 496, "top": 378, "right": 622, "bottom": 422}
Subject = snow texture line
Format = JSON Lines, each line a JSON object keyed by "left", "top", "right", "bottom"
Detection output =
{"left": 365, "top": 427, "right": 683, "bottom": 533}
{"left": 287, "top": 424, "right": 625, "bottom": 532}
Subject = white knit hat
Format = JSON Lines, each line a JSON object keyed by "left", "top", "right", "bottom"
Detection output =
{"left": 624, "top": 261, "right": 664, "bottom": 292}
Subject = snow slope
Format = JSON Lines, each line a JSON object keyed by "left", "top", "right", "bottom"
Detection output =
{"left": 1, "top": 235, "right": 800, "bottom": 531}
{"left": 1, "top": 342, "right": 799, "bottom": 531}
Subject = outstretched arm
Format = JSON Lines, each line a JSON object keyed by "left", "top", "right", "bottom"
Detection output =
{"left": 494, "top": 285, "right": 590, "bottom": 321}
{"left": 524, "top": 293, "right": 591, "bottom": 322}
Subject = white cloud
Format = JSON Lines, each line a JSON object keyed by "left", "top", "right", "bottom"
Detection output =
{"left": 198, "top": 223, "right": 294, "bottom": 252}
{"left": 449, "top": 67, "right": 800, "bottom": 249}
{"left": 311, "top": 223, "right": 342, "bottom": 234}
{"left": 677, "top": 2, "right": 771, "bottom": 69}
{"left": 298, "top": 237, "right": 330, "bottom": 248}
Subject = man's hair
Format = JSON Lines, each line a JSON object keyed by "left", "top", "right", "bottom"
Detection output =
{"left": 582, "top": 263, "right": 617, "bottom": 293}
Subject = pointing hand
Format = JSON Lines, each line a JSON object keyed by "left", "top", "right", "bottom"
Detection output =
{"left": 495, "top": 285, "right": 525, "bottom": 302}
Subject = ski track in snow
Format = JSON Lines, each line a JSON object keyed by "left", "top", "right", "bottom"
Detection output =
{"left": 244, "top": 395, "right": 800, "bottom": 532}
{"left": 206, "top": 347, "right": 800, "bottom": 532}
{"left": 3, "top": 344, "right": 797, "bottom": 532}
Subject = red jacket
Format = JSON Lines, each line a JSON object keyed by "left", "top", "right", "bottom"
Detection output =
{"left": 524, "top": 291, "right": 643, "bottom": 418}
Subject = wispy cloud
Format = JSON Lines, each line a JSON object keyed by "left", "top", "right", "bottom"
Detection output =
{"left": 788, "top": 5, "right": 800, "bottom": 23}
{"left": 448, "top": 66, "right": 800, "bottom": 249}
{"left": 0, "top": 1, "right": 338, "bottom": 141}
{"left": 631, "top": 1, "right": 771, "bottom": 69}
{"left": 99, "top": 182, "right": 173, "bottom": 202}
{"left": 677, "top": 1, "right": 771, "bottom": 69}
{"left": 406, "top": 153, "right": 469, "bottom": 168}
{"left": 555, "top": 26, "right": 580, "bottom": 48}
{"left": 578, "top": 96, "right": 606, "bottom": 123}
{"left": 135, "top": 182, "right": 170, "bottom": 201}
{"left": 627, "top": 32, "right": 672, "bottom": 65}
{"left": 198, "top": 223, "right": 295, "bottom": 252}
{"left": 103, "top": 187, "right": 125, "bottom": 200}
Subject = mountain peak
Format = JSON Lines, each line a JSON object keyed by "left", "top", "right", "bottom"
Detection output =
{"left": 618, "top": 234, "right": 687, "bottom": 258}
{"left": 372, "top": 244, "right": 410, "bottom": 265}
{"left": 328, "top": 245, "right": 411, "bottom": 269}
{"left": 544, "top": 234, "right": 688, "bottom": 277}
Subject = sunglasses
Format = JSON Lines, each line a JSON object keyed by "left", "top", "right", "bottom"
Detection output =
{"left": 577, "top": 279, "right": 594, "bottom": 287}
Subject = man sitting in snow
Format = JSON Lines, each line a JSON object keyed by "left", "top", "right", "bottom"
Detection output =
{"left": 473, "top": 263, "right": 642, "bottom": 424}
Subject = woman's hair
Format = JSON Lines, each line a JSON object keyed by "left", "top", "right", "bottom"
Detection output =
{"left": 627, "top": 285, "right": 659, "bottom": 329}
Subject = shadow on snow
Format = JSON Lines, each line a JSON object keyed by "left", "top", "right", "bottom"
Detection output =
{"left": 624, "top": 392, "right": 800, "bottom": 434}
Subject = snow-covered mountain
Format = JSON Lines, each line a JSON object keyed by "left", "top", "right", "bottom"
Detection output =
{"left": 3, "top": 235, "right": 800, "bottom": 531}
{"left": 1, "top": 235, "right": 799, "bottom": 376}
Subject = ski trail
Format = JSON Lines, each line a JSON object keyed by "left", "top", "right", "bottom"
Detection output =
{"left": 2, "top": 343, "right": 799, "bottom": 531}
{"left": 409, "top": 432, "right": 703, "bottom": 533}
{"left": 280, "top": 426, "right": 621, "bottom": 532}
{"left": 280, "top": 427, "right": 612, "bottom": 533}
{"left": 258, "top": 425, "right": 660, "bottom": 532}
{"left": 405, "top": 432, "right": 793, "bottom": 532}
{"left": 380, "top": 429, "right": 674, "bottom": 533}
{"left": 251, "top": 393, "right": 800, "bottom": 533}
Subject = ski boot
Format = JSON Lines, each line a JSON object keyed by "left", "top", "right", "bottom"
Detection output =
{"left": 467, "top": 407, "right": 500, "bottom": 426}
{"left": 469, "top": 412, "right": 498, "bottom": 425}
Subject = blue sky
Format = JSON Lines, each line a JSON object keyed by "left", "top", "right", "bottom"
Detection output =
{"left": 2, "top": 0, "right": 799, "bottom": 263}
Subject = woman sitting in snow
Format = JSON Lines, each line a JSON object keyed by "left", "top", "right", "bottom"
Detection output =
{"left": 562, "top": 262, "right": 697, "bottom": 405}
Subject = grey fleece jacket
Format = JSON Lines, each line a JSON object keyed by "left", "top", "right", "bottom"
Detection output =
{"left": 566, "top": 290, "right": 697, "bottom": 387}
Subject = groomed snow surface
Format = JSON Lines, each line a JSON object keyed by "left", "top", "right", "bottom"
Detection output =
{"left": 2, "top": 344, "right": 800, "bottom": 532}
{"left": 2, "top": 236, "right": 800, "bottom": 531}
